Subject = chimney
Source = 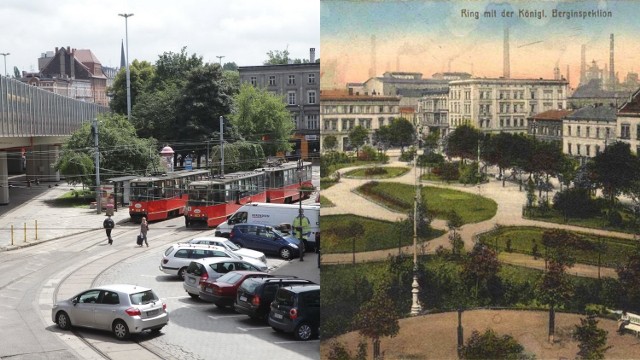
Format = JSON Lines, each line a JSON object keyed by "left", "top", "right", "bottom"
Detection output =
{"left": 67, "top": 46, "right": 70, "bottom": 52}
{"left": 503, "top": 27, "right": 510, "bottom": 78}
{"left": 610, "top": 34, "right": 615, "bottom": 91}
{"left": 580, "top": 44, "right": 586, "bottom": 85}
{"left": 310, "top": 48, "right": 315, "bottom": 63}
{"left": 70, "top": 52, "right": 75, "bottom": 79}
{"left": 370, "top": 35, "right": 377, "bottom": 78}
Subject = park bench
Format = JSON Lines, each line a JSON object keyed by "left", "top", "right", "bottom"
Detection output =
{"left": 623, "top": 312, "right": 640, "bottom": 337}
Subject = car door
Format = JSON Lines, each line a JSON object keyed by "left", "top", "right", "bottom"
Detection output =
{"left": 73, "top": 289, "right": 102, "bottom": 327}
{"left": 234, "top": 261, "right": 259, "bottom": 272}
{"left": 240, "top": 225, "right": 259, "bottom": 250}
{"left": 257, "top": 227, "right": 280, "bottom": 254}
{"left": 301, "top": 290, "right": 321, "bottom": 327}
{"left": 93, "top": 290, "right": 120, "bottom": 330}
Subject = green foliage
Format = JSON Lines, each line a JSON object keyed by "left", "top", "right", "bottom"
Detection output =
{"left": 364, "top": 167, "right": 387, "bottom": 176}
{"left": 399, "top": 146, "right": 416, "bottom": 162}
{"left": 434, "top": 162, "right": 460, "bottom": 182}
{"left": 573, "top": 316, "right": 611, "bottom": 360}
{"left": 327, "top": 340, "right": 367, "bottom": 360}
{"left": 357, "top": 145, "right": 379, "bottom": 161}
{"left": 388, "top": 118, "right": 416, "bottom": 150}
{"left": 344, "top": 167, "right": 409, "bottom": 179}
{"left": 229, "top": 83, "right": 294, "bottom": 156}
{"left": 552, "top": 188, "right": 602, "bottom": 219}
{"left": 348, "top": 126, "right": 369, "bottom": 154}
{"left": 109, "top": 59, "right": 156, "bottom": 115}
{"left": 616, "top": 242, "right": 640, "bottom": 312}
{"left": 55, "top": 113, "right": 162, "bottom": 188}
{"left": 264, "top": 49, "right": 291, "bottom": 65}
{"left": 459, "top": 161, "right": 484, "bottom": 185}
{"left": 418, "top": 152, "right": 445, "bottom": 167}
{"left": 222, "top": 62, "right": 238, "bottom": 71}
{"left": 323, "top": 135, "right": 338, "bottom": 152}
{"left": 607, "top": 210, "right": 623, "bottom": 227}
{"left": 460, "top": 329, "right": 533, "bottom": 360}
{"left": 352, "top": 281, "right": 400, "bottom": 359}
{"left": 445, "top": 124, "right": 481, "bottom": 161}
{"left": 462, "top": 243, "right": 502, "bottom": 302}
{"left": 209, "top": 141, "right": 265, "bottom": 173}
{"left": 589, "top": 141, "right": 640, "bottom": 206}
{"left": 526, "top": 178, "right": 537, "bottom": 208}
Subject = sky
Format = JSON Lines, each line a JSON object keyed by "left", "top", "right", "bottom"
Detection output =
{"left": 0, "top": 0, "right": 320, "bottom": 75}
{"left": 321, "top": 0, "right": 640, "bottom": 90}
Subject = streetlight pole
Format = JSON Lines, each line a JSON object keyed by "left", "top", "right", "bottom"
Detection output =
{"left": 118, "top": 13, "right": 134, "bottom": 122}
{"left": 411, "top": 121, "right": 422, "bottom": 316}
{"left": 216, "top": 56, "right": 225, "bottom": 66}
{"left": 0, "top": 53, "right": 10, "bottom": 77}
{"left": 220, "top": 116, "right": 224, "bottom": 177}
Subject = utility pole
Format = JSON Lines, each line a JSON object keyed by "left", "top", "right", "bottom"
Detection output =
{"left": 93, "top": 118, "right": 101, "bottom": 214}
{"left": 216, "top": 55, "right": 225, "bottom": 66}
{"left": 220, "top": 116, "right": 224, "bottom": 177}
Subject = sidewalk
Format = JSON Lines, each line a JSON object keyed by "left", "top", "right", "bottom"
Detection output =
{"left": 320, "top": 161, "right": 626, "bottom": 279}
{"left": 0, "top": 181, "right": 130, "bottom": 251}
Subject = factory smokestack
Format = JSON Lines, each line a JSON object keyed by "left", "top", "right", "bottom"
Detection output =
{"left": 610, "top": 33, "right": 615, "bottom": 91}
{"left": 554, "top": 65, "right": 560, "bottom": 80}
{"left": 369, "top": 35, "right": 377, "bottom": 78}
{"left": 580, "top": 44, "right": 586, "bottom": 85}
{"left": 503, "top": 27, "right": 510, "bottom": 78}
{"left": 567, "top": 65, "right": 570, "bottom": 88}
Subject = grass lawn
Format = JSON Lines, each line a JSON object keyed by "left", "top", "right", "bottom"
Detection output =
{"left": 356, "top": 182, "right": 497, "bottom": 224}
{"left": 343, "top": 166, "right": 410, "bottom": 179}
{"left": 319, "top": 195, "right": 335, "bottom": 207}
{"left": 44, "top": 189, "right": 95, "bottom": 208}
{"left": 526, "top": 207, "right": 637, "bottom": 234}
{"left": 320, "top": 214, "right": 445, "bottom": 254}
{"left": 478, "top": 226, "right": 637, "bottom": 268}
{"left": 320, "top": 178, "right": 337, "bottom": 190}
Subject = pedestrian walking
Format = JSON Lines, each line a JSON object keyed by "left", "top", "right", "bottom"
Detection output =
{"left": 293, "top": 208, "right": 310, "bottom": 261}
{"left": 140, "top": 217, "right": 149, "bottom": 247}
{"left": 103, "top": 215, "right": 115, "bottom": 245}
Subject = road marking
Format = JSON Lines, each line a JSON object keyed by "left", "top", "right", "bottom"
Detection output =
{"left": 274, "top": 340, "right": 320, "bottom": 344}
{"left": 208, "top": 314, "right": 246, "bottom": 320}
{"left": 237, "top": 326, "right": 272, "bottom": 332}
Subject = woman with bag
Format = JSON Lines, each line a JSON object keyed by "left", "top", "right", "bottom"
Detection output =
{"left": 139, "top": 217, "right": 149, "bottom": 247}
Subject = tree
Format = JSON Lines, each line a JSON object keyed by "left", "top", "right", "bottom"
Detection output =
{"left": 372, "top": 125, "right": 393, "bottom": 153}
{"left": 462, "top": 243, "right": 501, "bottom": 302}
{"left": 448, "top": 210, "right": 464, "bottom": 256}
{"left": 264, "top": 49, "right": 291, "bottom": 65}
{"left": 229, "top": 83, "right": 294, "bottom": 156}
{"left": 154, "top": 47, "right": 204, "bottom": 87}
{"left": 573, "top": 316, "right": 611, "bottom": 360}
{"left": 460, "top": 329, "right": 532, "bottom": 360}
{"left": 348, "top": 126, "right": 369, "bottom": 157}
{"left": 13, "top": 66, "right": 20, "bottom": 79}
{"left": 109, "top": 59, "right": 156, "bottom": 115}
{"left": 616, "top": 242, "right": 640, "bottom": 311}
{"left": 589, "top": 141, "right": 640, "bottom": 208}
{"left": 352, "top": 281, "right": 400, "bottom": 360}
{"left": 388, "top": 118, "right": 416, "bottom": 152}
{"left": 55, "top": 113, "right": 162, "bottom": 189}
{"left": 222, "top": 62, "right": 238, "bottom": 71}
{"left": 323, "top": 135, "right": 338, "bottom": 152}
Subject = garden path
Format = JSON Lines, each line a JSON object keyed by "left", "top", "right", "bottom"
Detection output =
{"left": 321, "top": 160, "right": 635, "bottom": 279}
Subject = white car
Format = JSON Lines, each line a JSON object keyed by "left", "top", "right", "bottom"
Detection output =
{"left": 188, "top": 237, "right": 267, "bottom": 264}
{"left": 160, "top": 243, "right": 267, "bottom": 280}
{"left": 51, "top": 284, "right": 168, "bottom": 340}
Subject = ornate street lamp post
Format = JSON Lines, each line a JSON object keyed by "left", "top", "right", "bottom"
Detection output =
{"left": 411, "top": 119, "right": 422, "bottom": 316}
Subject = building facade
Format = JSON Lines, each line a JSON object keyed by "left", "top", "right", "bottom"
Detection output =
{"left": 448, "top": 78, "right": 568, "bottom": 134}
{"left": 562, "top": 105, "right": 617, "bottom": 163}
{"left": 617, "top": 87, "right": 640, "bottom": 154}
{"left": 527, "top": 109, "right": 572, "bottom": 143}
{"left": 417, "top": 89, "right": 449, "bottom": 139}
{"left": 238, "top": 51, "right": 320, "bottom": 159}
{"left": 320, "top": 91, "right": 401, "bottom": 152}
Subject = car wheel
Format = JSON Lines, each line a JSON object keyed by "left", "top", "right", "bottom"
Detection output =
{"left": 56, "top": 311, "right": 71, "bottom": 330}
{"left": 294, "top": 322, "right": 313, "bottom": 341}
{"left": 112, "top": 320, "right": 130, "bottom": 340}
{"left": 178, "top": 267, "right": 188, "bottom": 280}
{"left": 188, "top": 293, "right": 199, "bottom": 299}
{"left": 279, "top": 247, "right": 292, "bottom": 260}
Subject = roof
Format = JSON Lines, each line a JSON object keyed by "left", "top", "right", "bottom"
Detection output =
{"left": 529, "top": 110, "right": 573, "bottom": 121}
{"left": 450, "top": 78, "right": 568, "bottom": 86}
{"left": 400, "top": 106, "right": 415, "bottom": 113}
{"left": 74, "top": 49, "right": 102, "bottom": 65}
{"left": 320, "top": 93, "right": 400, "bottom": 102}
{"left": 618, "top": 87, "right": 640, "bottom": 115}
{"left": 96, "top": 284, "right": 151, "bottom": 293}
{"left": 396, "top": 88, "right": 448, "bottom": 97}
{"left": 281, "top": 284, "right": 320, "bottom": 293}
{"left": 565, "top": 105, "right": 617, "bottom": 121}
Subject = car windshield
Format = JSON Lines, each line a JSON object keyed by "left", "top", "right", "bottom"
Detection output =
{"left": 225, "top": 240, "right": 240, "bottom": 251}
{"left": 130, "top": 290, "right": 158, "bottom": 305}
{"left": 217, "top": 272, "right": 243, "bottom": 284}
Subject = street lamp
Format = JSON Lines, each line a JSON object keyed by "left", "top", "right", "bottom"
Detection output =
{"left": 0, "top": 53, "right": 10, "bottom": 77}
{"left": 216, "top": 55, "right": 225, "bottom": 66}
{"left": 411, "top": 120, "right": 422, "bottom": 316}
{"left": 118, "top": 13, "right": 134, "bottom": 122}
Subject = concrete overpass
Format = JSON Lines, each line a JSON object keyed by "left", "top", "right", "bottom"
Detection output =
{"left": 0, "top": 76, "right": 109, "bottom": 204}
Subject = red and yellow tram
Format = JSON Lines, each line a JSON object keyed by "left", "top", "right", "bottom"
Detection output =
{"left": 256, "top": 160, "right": 313, "bottom": 204}
{"left": 184, "top": 171, "right": 268, "bottom": 228}
{"left": 128, "top": 169, "right": 209, "bottom": 222}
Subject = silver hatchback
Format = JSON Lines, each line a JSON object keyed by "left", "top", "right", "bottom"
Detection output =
{"left": 51, "top": 284, "right": 169, "bottom": 340}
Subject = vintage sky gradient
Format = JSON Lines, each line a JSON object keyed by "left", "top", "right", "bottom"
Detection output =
{"left": 321, "top": 0, "right": 640, "bottom": 90}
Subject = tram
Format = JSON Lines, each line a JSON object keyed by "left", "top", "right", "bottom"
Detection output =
{"left": 184, "top": 171, "right": 268, "bottom": 228}
{"left": 128, "top": 169, "right": 209, "bottom": 222}
{"left": 256, "top": 160, "right": 313, "bottom": 204}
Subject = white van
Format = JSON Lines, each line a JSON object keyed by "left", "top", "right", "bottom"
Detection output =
{"left": 214, "top": 202, "right": 320, "bottom": 250}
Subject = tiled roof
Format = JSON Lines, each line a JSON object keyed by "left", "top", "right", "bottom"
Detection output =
{"left": 618, "top": 88, "right": 640, "bottom": 115}
{"left": 565, "top": 105, "right": 617, "bottom": 121}
{"left": 74, "top": 49, "right": 102, "bottom": 65}
{"left": 529, "top": 110, "right": 573, "bottom": 121}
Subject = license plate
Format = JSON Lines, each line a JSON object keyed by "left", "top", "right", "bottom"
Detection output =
{"left": 239, "top": 296, "right": 247, "bottom": 302}
{"left": 274, "top": 313, "right": 283, "bottom": 319}
{"left": 147, "top": 309, "right": 159, "bottom": 316}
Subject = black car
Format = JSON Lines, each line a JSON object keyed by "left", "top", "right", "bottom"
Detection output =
{"left": 268, "top": 284, "right": 320, "bottom": 341}
{"left": 234, "top": 276, "right": 315, "bottom": 321}
{"left": 229, "top": 224, "right": 301, "bottom": 260}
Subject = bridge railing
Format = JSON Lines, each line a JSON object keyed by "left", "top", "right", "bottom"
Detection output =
{"left": 0, "top": 76, "right": 110, "bottom": 137}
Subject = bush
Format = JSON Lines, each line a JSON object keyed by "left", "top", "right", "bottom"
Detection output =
{"left": 357, "top": 145, "right": 378, "bottom": 161}
{"left": 459, "top": 162, "right": 482, "bottom": 185}
{"left": 553, "top": 188, "right": 602, "bottom": 219}
{"left": 399, "top": 146, "right": 417, "bottom": 162}
{"left": 364, "top": 167, "right": 388, "bottom": 176}
{"left": 607, "top": 210, "right": 623, "bottom": 227}
{"left": 438, "top": 162, "right": 460, "bottom": 182}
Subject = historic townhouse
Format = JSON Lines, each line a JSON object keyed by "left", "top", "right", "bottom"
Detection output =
{"left": 417, "top": 89, "right": 449, "bottom": 140}
{"left": 617, "top": 88, "right": 640, "bottom": 154}
{"left": 238, "top": 49, "right": 320, "bottom": 159}
{"left": 563, "top": 105, "right": 617, "bottom": 164}
{"left": 448, "top": 78, "right": 568, "bottom": 134}
{"left": 527, "top": 109, "right": 573, "bottom": 144}
{"left": 320, "top": 90, "right": 400, "bottom": 152}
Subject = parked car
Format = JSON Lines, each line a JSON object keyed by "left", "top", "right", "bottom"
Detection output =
{"left": 183, "top": 258, "right": 265, "bottom": 298}
{"left": 199, "top": 270, "right": 273, "bottom": 308}
{"left": 51, "top": 284, "right": 168, "bottom": 340}
{"left": 234, "top": 276, "right": 315, "bottom": 321}
{"left": 187, "top": 236, "right": 267, "bottom": 265}
{"left": 160, "top": 243, "right": 267, "bottom": 280}
{"left": 268, "top": 284, "right": 320, "bottom": 341}
{"left": 229, "top": 224, "right": 301, "bottom": 260}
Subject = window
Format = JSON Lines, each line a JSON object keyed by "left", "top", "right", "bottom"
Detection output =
{"left": 308, "top": 74, "right": 315, "bottom": 84}
{"left": 288, "top": 75, "right": 295, "bottom": 85}
{"left": 287, "top": 91, "right": 296, "bottom": 105}
{"left": 586, "top": 127, "right": 590, "bottom": 138}
{"left": 596, "top": 127, "right": 600, "bottom": 138}
{"left": 586, "top": 145, "right": 590, "bottom": 157}
{"left": 307, "top": 91, "right": 316, "bottom": 104}
{"left": 577, "top": 126, "right": 581, "bottom": 137}
{"left": 621, "top": 124, "right": 631, "bottom": 139}
{"left": 577, "top": 144, "right": 581, "bottom": 155}
{"left": 568, "top": 143, "right": 572, "bottom": 155}
{"left": 306, "top": 115, "right": 318, "bottom": 130}
{"left": 268, "top": 76, "right": 276, "bottom": 86}
{"left": 636, "top": 124, "right": 640, "bottom": 140}
{"left": 250, "top": 76, "right": 257, "bottom": 86}
{"left": 567, "top": 125, "right": 572, "bottom": 136}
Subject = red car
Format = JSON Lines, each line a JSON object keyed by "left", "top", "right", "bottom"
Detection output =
{"left": 199, "top": 271, "right": 272, "bottom": 308}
